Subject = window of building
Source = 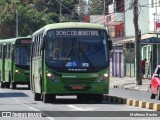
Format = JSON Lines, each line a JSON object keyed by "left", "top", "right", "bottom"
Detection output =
{"left": 115, "top": 0, "right": 124, "bottom": 12}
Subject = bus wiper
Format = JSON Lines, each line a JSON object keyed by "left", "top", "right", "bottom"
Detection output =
{"left": 63, "top": 48, "right": 74, "bottom": 66}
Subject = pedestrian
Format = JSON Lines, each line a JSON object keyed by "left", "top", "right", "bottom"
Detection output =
{"left": 141, "top": 58, "right": 147, "bottom": 80}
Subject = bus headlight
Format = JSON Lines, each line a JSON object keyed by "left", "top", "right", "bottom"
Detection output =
{"left": 46, "top": 72, "right": 59, "bottom": 82}
{"left": 15, "top": 70, "right": 20, "bottom": 74}
{"left": 47, "top": 73, "right": 52, "bottom": 77}
{"left": 97, "top": 73, "right": 109, "bottom": 82}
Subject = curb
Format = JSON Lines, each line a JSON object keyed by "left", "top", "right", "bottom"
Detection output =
{"left": 104, "top": 95, "right": 160, "bottom": 111}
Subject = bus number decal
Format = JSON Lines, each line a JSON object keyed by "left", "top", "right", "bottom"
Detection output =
{"left": 91, "top": 74, "right": 98, "bottom": 77}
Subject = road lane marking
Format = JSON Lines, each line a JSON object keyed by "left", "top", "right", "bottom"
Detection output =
{"left": 67, "top": 105, "right": 95, "bottom": 111}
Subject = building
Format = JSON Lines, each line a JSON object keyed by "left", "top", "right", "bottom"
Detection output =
{"left": 86, "top": 0, "right": 160, "bottom": 78}
{"left": 141, "top": 0, "right": 160, "bottom": 78}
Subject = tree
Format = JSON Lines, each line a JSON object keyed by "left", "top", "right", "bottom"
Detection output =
{"left": 0, "top": 0, "right": 80, "bottom": 38}
{"left": 0, "top": 1, "right": 53, "bottom": 38}
{"left": 89, "top": 0, "right": 105, "bottom": 15}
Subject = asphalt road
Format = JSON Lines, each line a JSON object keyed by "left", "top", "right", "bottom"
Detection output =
{"left": 0, "top": 85, "right": 160, "bottom": 120}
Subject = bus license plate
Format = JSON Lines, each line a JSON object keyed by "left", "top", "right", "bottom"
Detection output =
{"left": 72, "top": 86, "right": 83, "bottom": 90}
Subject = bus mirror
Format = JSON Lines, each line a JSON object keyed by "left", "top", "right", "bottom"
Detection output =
{"left": 41, "top": 36, "right": 46, "bottom": 50}
{"left": 109, "top": 40, "right": 112, "bottom": 50}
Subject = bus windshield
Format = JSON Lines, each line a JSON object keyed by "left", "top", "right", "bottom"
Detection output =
{"left": 15, "top": 46, "right": 31, "bottom": 66}
{"left": 46, "top": 29, "right": 109, "bottom": 72}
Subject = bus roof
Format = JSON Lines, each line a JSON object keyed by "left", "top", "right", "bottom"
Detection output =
{"left": 0, "top": 36, "right": 32, "bottom": 44}
{"left": 33, "top": 22, "right": 106, "bottom": 35}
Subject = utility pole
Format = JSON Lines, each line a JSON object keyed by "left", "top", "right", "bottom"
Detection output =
{"left": 133, "top": 0, "right": 141, "bottom": 85}
{"left": 103, "top": 0, "right": 105, "bottom": 16}
{"left": 79, "top": 0, "right": 82, "bottom": 21}
{"left": 16, "top": 9, "right": 18, "bottom": 37}
{"left": 103, "top": 0, "right": 106, "bottom": 25}
{"left": 60, "top": 0, "right": 62, "bottom": 22}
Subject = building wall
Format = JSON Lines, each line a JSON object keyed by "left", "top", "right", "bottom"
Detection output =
{"left": 90, "top": 15, "right": 104, "bottom": 25}
{"left": 125, "top": 0, "right": 149, "bottom": 37}
{"left": 149, "top": 0, "right": 160, "bottom": 32}
{"left": 111, "top": 47, "right": 124, "bottom": 77}
{"left": 82, "top": 16, "right": 90, "bottom": 22}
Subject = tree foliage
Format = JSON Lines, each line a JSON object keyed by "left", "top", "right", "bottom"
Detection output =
{"left": 0, "top": 0, "right": 79, "bottom": 39}
{"left": 89, "top": 0, "right": 105, "bottom": 15}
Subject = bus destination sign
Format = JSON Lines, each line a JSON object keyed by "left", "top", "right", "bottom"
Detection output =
{"left": 16, "top": 39, "right": 32, "bottom": 45}
{"left": 55, "top": 29, "right": 101, "bottom": 37}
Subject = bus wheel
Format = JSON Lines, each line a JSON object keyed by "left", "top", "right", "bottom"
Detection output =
{"left": 94, "top": 94, "right": 103, "bottom": 103}
{"left": 5, "top": 83, "right": 10, "bottom": 88}
{"left": 42, "top": 94, "right": 55, "bottom": 103}
{"left": 6, "top": 72, "right": 11, "bottom": 88}
{"left": 1, "top": 81, "right": 5, "bottom": 88}
{"left": 11, "top": 82, "right": 16, "bottom": 89}
{"left": 77, "top": 95, "right": 84, "bottom": 102}
{"left": 34, "top": 93, "right": 41, "bottom": 101}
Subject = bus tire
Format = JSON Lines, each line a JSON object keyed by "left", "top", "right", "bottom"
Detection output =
{"left": 5, "top": 83, "right": 10, "bottom": 88}
{"left": 1, "top": 81, "right": 5, "bottom": 88}
{"left": 77, "top": 95, "right": 84, "bottom": 102}
{"left": 43, "top": 94, "right": 55, "bottom": 103}
{"left": 94, "top": 94, "right": 103, "bottom": 103}
{"left": 11, "top": 82, "right": 16, "bottom": 89}
{"left": 6, "top": 72, "right": 11, "bottom": 88}
{"left": 34, "top": 93, "right": 41, "bottom": 101}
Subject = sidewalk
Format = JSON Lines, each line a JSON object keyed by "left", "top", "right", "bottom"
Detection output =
{"left": 110, "top": 77, "right": 150, "bottom": 92}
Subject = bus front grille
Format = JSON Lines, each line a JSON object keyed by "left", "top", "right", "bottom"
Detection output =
{"left": 60, "top": 78, "right": 95, "bottom": 84}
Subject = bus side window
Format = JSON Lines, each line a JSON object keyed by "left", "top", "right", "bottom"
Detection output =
{"left": 0, "top": 45, "right": 1, "bottom": 59}
{"left": 39, "top": 33, "right": 43, "bottom": 56}
{"left": 33, "top": 36, "right": 36, "bottom": 58}
{"left": 35, "top": 36, "right": 38, "bottom": 58}
{"left": 38, "top": 34, "right": 41, "bottom": 57}
{"left": 6, "top": 44, "right": 8, "bottom": 59}
{"left": 8, "top": 44, "right": 11, "bottom": 59}
{"left": 31, "top": 42, "right": 34, "bottom": 59}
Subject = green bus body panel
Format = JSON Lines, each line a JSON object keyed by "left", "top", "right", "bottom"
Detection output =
{"left": 32, "top": 59, "right": 109, "bottom": 95}
{"left": 0, "top": 45, "right": 6, "bottom": 82}
{"left": 13, "top": 65, "right": 30, "bottom": 83}
{"left": 4, "top": 59, "right": 11, "bottom": 82}
{"left": 0, "top": 37, "right": 31, "bottom": 84}
{"left": 45, "top": 68, "right": 109, "bottom": 95}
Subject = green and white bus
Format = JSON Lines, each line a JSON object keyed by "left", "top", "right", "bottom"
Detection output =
{"left": 0, "top": 37, "right": 31, "bottom": 89}
{"left": 30, "top": 22, "right": 112, "bottom": 103}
